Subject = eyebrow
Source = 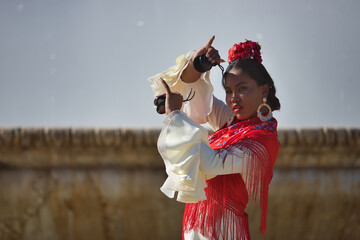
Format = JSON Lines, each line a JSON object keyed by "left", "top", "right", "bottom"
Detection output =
{"left": 224, "top": 82, "right": 248, "bottom": 88}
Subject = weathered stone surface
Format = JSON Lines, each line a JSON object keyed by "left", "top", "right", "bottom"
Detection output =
{"left": 0, "top": 128, "right": 359, "bottom": 240}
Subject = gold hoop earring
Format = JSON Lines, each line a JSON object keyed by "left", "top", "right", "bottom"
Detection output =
{"left": 257, "top": 98, "right": 273, "bottom": 122}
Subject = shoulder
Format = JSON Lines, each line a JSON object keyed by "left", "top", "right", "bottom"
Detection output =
{"left": 252, "top": 118, "right": 277, "bottom": 132}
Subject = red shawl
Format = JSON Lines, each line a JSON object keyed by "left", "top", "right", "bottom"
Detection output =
{"left": 183, "top": 116, "right": 280, "bottom": 240}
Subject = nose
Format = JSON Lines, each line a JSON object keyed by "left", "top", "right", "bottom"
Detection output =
{"left": 231, "top": 91, "right": 240, "bottom": 102}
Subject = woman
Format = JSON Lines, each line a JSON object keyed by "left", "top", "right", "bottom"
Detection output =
{"left": 148, "top": 36, "right": 280, "bottom": 240}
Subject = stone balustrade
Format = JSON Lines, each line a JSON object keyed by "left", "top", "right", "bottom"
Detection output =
{"left": 0, "top": 128, "right": 359, "bottom": 240}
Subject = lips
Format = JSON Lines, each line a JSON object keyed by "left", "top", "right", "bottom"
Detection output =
{"left": 232, "top": 104, "right": 243, "bottom": 113}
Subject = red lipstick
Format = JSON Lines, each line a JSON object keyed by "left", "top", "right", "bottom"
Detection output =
{"left": 232, "top": 104, "right": 243, "bottom": 113}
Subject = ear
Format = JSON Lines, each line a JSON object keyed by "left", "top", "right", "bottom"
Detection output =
{"left": 260, "top": 84, "right": 270, "bottom": 98}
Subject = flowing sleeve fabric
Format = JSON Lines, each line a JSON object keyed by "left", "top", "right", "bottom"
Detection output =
{"left": 158, "top": 110, "right": 256, "bottom": 203}
{"left": 148, "top": 50, "right": 214, "bottom": 124}
{"left": 207, "top": 95, "right": 234, "bottom": 131}
{"left": 157, "top": 110, "right": 210, "bottom": 203}
{"left": 148, "top": 50, "right": 234, "bottom": 128}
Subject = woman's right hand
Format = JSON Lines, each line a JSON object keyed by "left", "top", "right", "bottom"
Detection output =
{"left": 182, "top": 36, "right": 225, "bottom": 83}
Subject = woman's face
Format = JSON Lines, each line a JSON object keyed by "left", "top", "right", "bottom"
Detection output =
{"left": 224, "top": 68, "right": 269, "bottom": 121}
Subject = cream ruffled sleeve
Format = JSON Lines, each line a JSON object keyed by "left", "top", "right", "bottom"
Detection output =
{"left": 157, "top": 110, "right": 212, "bottom": 203}
{"left": 158, "top": 110, "right": 251, "bottom": 203}
{"left": 148, "top": 50, "right": 214, "bottom": 124}
{"left": 207, "top": 96, "right": 234, "bottom": 131}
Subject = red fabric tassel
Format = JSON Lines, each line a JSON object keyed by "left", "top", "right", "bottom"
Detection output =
{"left": 183, "top": 174, "right": 250, "bottom": 240}
{"left": 182, "top": 116, "right": 279, "bottom": 239}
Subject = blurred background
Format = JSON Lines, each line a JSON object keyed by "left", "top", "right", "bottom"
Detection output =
{"left": 0, "top": 1, "right": 359, "bottom": 240}
{"left": 0, "top": 0, "right": 359, "bottom": 128}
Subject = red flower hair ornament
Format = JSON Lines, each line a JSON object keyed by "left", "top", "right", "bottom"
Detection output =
{"left": 228, "top": 40, "right": 262, "bottom": 63}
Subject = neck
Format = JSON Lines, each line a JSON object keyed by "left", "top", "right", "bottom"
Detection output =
{"left": 236, "top": 114, "right": 257, "bottom": 122}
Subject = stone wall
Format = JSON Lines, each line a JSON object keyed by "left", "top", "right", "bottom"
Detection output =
{"left": 0, "top": 128, "right": 359, "bottom": 240}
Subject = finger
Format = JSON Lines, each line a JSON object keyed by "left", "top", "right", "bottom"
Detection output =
{"left": 160, "top": 78, "right": 171, "bottom": 95}
{"left": 208, "top": 51, "right": 219, "bottom": 60}
{"left": 207, "top": 55, "right": 224, "bottom": 64}
{"left": 207, "top": 49, "right": 222, "bottom": 63}
{"left": 211, "top": 59, "right": 225, "bottom": 64}
{"left": 155, "top": 93, "right": 166, "bottom": 98}
{"left": 205, "top": 35, "right": 215, "bottom": 49}
{"left": 205, "top": 47, "right": 215, "bottom": 58}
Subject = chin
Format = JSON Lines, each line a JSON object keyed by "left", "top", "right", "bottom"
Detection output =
{"left": 235, "top": 114, "right": 247, "bottom": 120}
{"left": 235, "top": 113, "right": 255, "bottom": 121}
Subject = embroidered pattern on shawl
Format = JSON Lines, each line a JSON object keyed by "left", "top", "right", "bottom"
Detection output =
{"left": 183, "top": 116, "right": 279, "bottom": 240}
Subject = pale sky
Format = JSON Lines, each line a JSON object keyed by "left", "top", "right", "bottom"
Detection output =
{"left": 0, "top": 0, "right": 359, "bottom": 128}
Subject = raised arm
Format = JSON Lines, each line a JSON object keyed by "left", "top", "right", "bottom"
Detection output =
{"left": 148, "top": 36, "right": 224, "bottom": 124}
{"left": 181, "top": 36, "right": 225, "bottom": 83}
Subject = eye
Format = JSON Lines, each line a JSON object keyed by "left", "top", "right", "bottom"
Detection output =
{"left": 239, "top": 87, "right": 247, "bottom": 91}
{"left": 225, "top": 90, "right": 232, "bottom": 94}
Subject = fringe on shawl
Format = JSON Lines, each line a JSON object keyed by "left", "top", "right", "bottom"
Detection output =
{"left": 219, "top": 138, "right": 273, "bottom": 234}
{"left": 183, "top": 203, "right": 250, "bottom": 240}
{"left": 183, "top": 173, "right": 250, "bottom": 240}
{"left": 183, "top": 138, "right": 273, "bottom": 239}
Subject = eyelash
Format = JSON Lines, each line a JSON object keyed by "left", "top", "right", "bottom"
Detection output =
{"left": 226, "top": 87, "right": 247, "bottom": 94}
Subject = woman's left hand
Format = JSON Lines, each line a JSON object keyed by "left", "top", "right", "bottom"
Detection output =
{"left": 160, "top": 78, "right": 183, "bottom": 115}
